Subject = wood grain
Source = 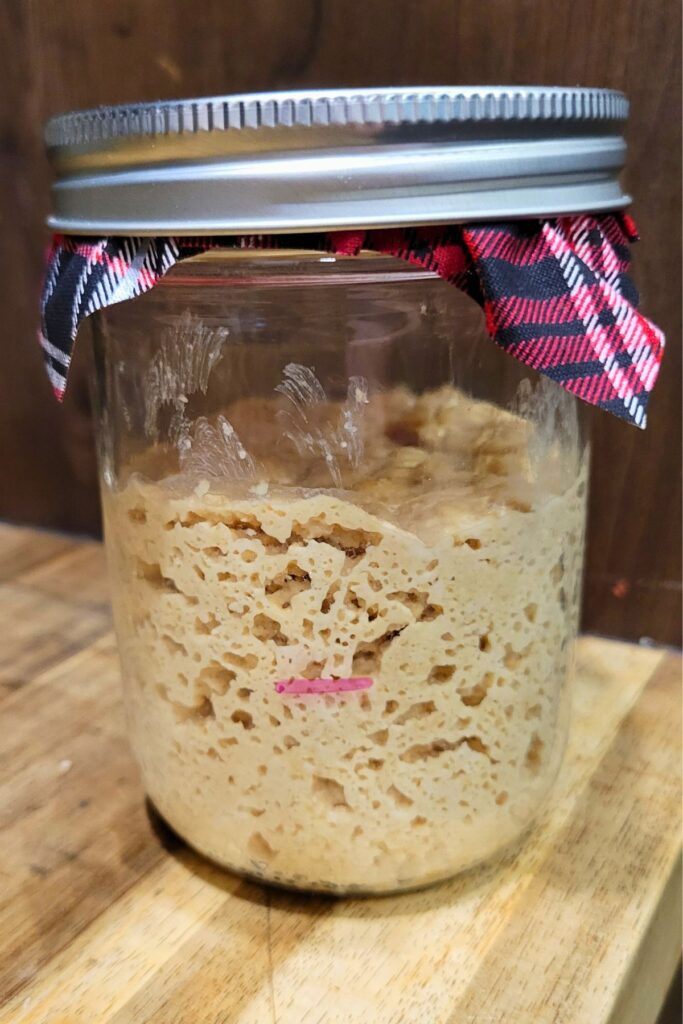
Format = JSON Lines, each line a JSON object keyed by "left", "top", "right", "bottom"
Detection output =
{"left": 0, "top": 523, "right": 76, "bottom": 583}
{"left": 0, "top": 524, "right": 680, "bottom": 1024}
{"left": 0, "top": 0, "right": 680, "bottom": 642}
{"left": 0, "top": 525, "right": 110, "bottom": 699}
{"left": 607, "top": 855, "right": 682, "bottom": 1024}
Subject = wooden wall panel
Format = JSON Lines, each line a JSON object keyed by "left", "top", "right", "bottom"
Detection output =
{"left": 1, "top": 0, "right": 680, "bottom": 643}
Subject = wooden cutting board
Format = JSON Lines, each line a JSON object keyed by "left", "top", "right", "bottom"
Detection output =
{"left": 0, "top": 522, "right": 680, "bottom": 1024}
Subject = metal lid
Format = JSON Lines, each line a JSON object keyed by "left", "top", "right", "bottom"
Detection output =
{"left": 45, "top": 86, "right": 630, "bottom": 235}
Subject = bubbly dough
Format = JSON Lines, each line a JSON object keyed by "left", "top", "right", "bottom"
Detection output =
{"left": 103, "top": 385, "right": 586, "bottom": 893}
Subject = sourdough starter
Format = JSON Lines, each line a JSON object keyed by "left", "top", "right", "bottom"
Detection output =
{"left": 103, "top": 384, "right": 586, "bottom": 892}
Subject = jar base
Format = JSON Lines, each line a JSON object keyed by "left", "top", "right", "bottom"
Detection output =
{"left": 147, "top": 798, "right": 535, "bottom": 898}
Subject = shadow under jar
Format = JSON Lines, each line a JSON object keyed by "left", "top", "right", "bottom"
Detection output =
{"left": 91, "top": 250, "right": 588, "bottom": 894}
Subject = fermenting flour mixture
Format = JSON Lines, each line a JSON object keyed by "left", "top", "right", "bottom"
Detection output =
{"left": 104, "top": 380, "right": 586, "bottom": 892}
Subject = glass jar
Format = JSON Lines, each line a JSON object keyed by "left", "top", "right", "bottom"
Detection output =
{"left": 90, "top": 250, "right": 588, "bottom": 894}
{"left": 45, "top": 85, "right": 628, "bottom": 893}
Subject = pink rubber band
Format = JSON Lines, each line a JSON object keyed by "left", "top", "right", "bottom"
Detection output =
{"left": 275, "top": 677, "right": 374, "bottom": 695}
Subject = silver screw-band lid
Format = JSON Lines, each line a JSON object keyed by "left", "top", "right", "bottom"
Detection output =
{"left": 45, "top": 86, "right": 630, "bottom": 235}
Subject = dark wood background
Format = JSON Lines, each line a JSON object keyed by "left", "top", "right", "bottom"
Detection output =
{"left": 1, "top": 0, "right": 681, "bottom": 645}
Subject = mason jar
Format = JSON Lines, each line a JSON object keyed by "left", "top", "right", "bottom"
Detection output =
{"left": 44, "top": 87, "right": 629, "bottom": 893}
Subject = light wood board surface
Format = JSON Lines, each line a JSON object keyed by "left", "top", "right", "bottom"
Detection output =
{"left": 1, "top": 522, "right": 680, "bottom": 1024}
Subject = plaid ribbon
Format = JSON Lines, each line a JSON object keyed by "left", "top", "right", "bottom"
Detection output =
{"left": 40, "top": 215, "right": 664, "bottom": 427}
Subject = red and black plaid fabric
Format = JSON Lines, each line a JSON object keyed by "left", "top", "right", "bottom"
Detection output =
{"left": 39, "top": 214, "right": 664, "bottom": 427}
